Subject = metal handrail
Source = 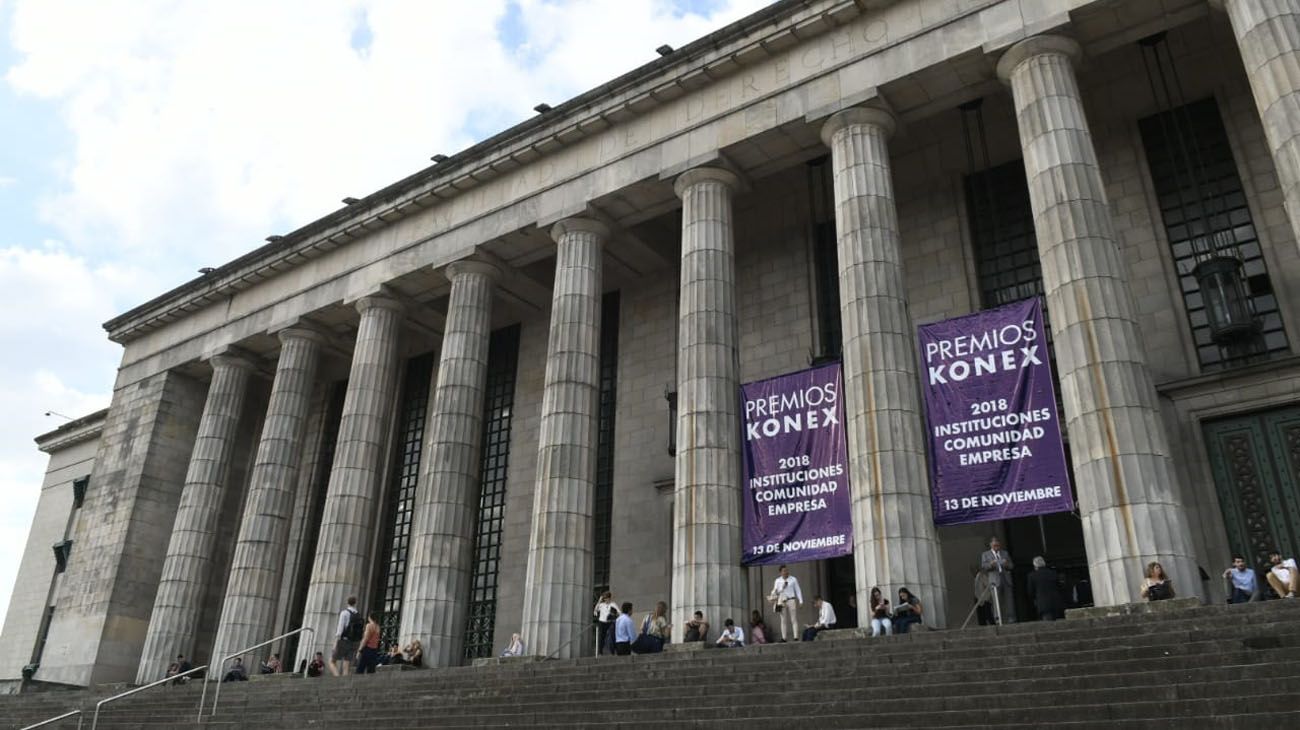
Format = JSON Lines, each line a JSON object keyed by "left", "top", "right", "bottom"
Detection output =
{"left": 960, "top": 583, "right": 996, "bottom": 629}
{"left": 19, "top": 709, "right": 81, "bottom": 730}
{"left": 201, "top": 625, "right": 314, "bottom": 720}
{"left": 89, "top": 664, "right": 208, "bottom": 730}
{"left": 544, "top": 620, "right": 597, "bottom": 660}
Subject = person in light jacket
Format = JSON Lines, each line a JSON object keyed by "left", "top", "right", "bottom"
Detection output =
{"left": 769, "top": 565, "right": 803, "bottom": 642}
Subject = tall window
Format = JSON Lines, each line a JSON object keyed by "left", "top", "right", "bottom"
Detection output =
{"left": 373, "top": 353, "right": 435, "bottom": 646}
{"left": 463, "top": 325, "right": 521, "bottom": 660}
{"left": 965, "top": 159, "right": 1064, "bottom": 411}
{"left": 808, "top": 157, "right": 841, "bottom": 361}
{"left": 592, "top": 292, "right": 620, "bottom": 597}
{"left": 1138, "top": 97, "right": 1289, "bottom": 370}
{"left": 965, "top": 160, "right": 1044, "bottom": 312}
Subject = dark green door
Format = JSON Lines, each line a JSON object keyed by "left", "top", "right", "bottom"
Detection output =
{"left": 1203, "top": 406, "right": 1300, "bottom": 569}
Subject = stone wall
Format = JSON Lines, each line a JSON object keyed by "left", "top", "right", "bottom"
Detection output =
{"left": 36, "top": 371, "right": 206, "bottom": 686}
{"left": 0, "top": 431, "right": 100, "bottom": 681}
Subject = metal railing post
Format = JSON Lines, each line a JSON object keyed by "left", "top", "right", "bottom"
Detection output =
{"left": 200, "top": 625, "right": 314, "bottom": 721}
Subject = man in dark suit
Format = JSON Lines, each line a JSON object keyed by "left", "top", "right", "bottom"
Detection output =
{"left": 1026, "top": 556, "right": 1066, "bottom": 621}
{"left": 980, "top": 537, "right": 1016, "bottom": 623}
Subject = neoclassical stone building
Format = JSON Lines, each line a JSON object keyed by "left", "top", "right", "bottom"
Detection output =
{"left": 3, "top": 0, "right": 1299, "bottom": 689}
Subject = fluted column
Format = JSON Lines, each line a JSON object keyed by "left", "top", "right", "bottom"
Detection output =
{"left": 671, "top": 167, "right": 747, "bottom": 636}
{"left": 212, "top": 326, "right": 326, "bottom": 665}
{"left": 137, "top": 353, "right": 256, "bottom": 683}
{"left": 1215, "top": 0, "right": 1300, "bottom": 253}
{"left": 820, "top": 108, "right": 947, "bottom": 628}
{"left": 298, "top": 295, "right": 404, "bottom": 664}
{"left": 520, "top": 218, "right": 606, "bottom": 657}
{"left": 399, "top": 262, "right": 499, "bottom": 667}
{"left": 998, "top": 35, "right": 1200, "bottom": 605}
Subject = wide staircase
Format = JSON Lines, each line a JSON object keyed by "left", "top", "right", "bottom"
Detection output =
{"left": 5, "top": 598, "right": 1300, "bottom": 729}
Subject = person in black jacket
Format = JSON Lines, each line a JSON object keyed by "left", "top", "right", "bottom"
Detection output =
{"left": 1026, "top": 556, "right": 1066, "bottom": 621}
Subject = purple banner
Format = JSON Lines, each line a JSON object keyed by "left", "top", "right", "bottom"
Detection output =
{"left": 917, "top": 298, "right": 1074, "bottom": 526}
{"left": 740, "top": 362, "right": 853, "bottom": 566}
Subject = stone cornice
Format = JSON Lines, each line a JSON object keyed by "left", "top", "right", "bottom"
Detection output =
{"left": 102, "top": 0, "right": 872, "bottom": 344}
{"left": 35, "top": 408, "right": 109, "bottom": 454}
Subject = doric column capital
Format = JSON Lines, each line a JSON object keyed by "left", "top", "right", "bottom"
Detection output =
{"left": 549, "top": 216, "right": 609, "bottom": 244}
{"left": 277, "top": 324, "right": 331, "bottom": 349}
{"left": 208, "top": 351, "right": 258, "bottom": 373}
{"left": 995, "top": 34, "right": 1082, "bottom": 83}
{"left": 673, "top": 166, "right": 740, "bottom": 199}
{"left": 355, "top": 292, "right": 404, "bottom": 316}
{"left": 443, "top": 260, "right": 502, "bottom": 284}
{"left": 820, "top": 106, "right": 897, "bottom": 148}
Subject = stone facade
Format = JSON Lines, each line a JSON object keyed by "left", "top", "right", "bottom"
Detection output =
{"left": 5, "top": 0, "right": 1300, "bottom": 688}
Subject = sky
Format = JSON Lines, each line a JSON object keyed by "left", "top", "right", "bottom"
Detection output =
{"left": 0, "top": 0, "right": 770, "bottom": 633}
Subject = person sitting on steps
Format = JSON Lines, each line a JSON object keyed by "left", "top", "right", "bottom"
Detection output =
{"left": 715, "top": 618, "right": 744, "bottom": 648}
{"left": 1223, "top": 555, "right": 1261, "bottom": 603}
{"left": 683, "top": 610, "right": 710, "bottom": 643}
{"left": 222, "top": 657, "right": 248, "bottom": 683}
{"left": 801, "top": 595, "right": 837, "bottom": 642}
{"left": 892, "top": 587, "right": 924, "bottom": 634}
{"left": 1140, "top": 562, "right": 1175, "bottom": 602}
{"left": 1267, "top": 552, "right": 1298, "bottom": 599}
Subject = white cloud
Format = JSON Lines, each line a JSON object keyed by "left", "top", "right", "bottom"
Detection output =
{"left": 0, "top": 0, "right": 770, "bottom": 651}
{"left": 0, "top": 175, "right": 15, "bottom": 188}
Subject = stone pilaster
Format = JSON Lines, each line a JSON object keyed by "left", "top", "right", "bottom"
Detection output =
{"left": 1216, "top": 0, "right": 1300, "bottom": 254}
{"left": 212, "top": 326, "right": 326, "bottom": 665}
{"left": 997, "top": 35, "right": 1199, "bottom": 605}
{"left": 819, "top": 107, "right": 948, "bottom": 628}
{"left": 520, "top": 218, "right": 606, "bottom": 658}
{"left": 298, "top": 295, "right": 404, "bottom": 664}
{"left": 399, "top": 262, "right": 499, "bottom": 667}
{"left": 671, "top": 167, "right": 747, "bottom": 635}
{"left": 136, "top": 353, "right": 256, "bottom": 683}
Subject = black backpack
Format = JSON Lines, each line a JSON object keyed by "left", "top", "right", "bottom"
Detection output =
{"left": 344, "top": 609, "right": 365, "bottom": 641}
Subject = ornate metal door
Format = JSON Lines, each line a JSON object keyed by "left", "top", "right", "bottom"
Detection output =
{"left": 1203, "top": 406, "right": 1300, "bottom": 568}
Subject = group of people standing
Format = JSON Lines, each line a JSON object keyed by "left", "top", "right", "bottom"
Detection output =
{"left": 328, "top": 596, "right": 424, "bottom": 676}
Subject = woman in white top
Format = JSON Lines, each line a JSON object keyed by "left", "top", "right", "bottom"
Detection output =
{"left": 593, "top": 591, "right": 618, "bottom": 655}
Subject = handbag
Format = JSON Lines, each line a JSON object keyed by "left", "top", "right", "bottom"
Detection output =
{"left": 630, "top": 613, "right": 663, "bottom": 653}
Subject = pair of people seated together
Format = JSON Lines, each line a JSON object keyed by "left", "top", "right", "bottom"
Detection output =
{"left": 1223, "top": 551, "right": 1298, "bottom": 603}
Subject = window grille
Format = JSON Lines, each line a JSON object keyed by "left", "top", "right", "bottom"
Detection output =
{"left": 965, "top": 160, "right": 1045, "bottom": 314}
{"left": 1137, "top": 97, "right": 1289, "bottom": 369}
{"left": 373, "top": 353, "right": 435, "bottom": 647}
{"left": 593, "top": 292, "right": 620, "bottom": 597}
{"left": 808, "top": 157, "right": 842, "bottom": 361}
{"left": 463, "top": 325, "right": 521, "bottom": 660}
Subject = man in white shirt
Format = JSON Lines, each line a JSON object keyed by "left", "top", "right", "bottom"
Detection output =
{"left": 801, "top": 595, "right": 837, "bottom": 641}
{"left": 715, "top": 618, "right": 744, "bottom": 648}
{"left": 769, "top": 565, "right": 803, "bottom": 642}
{"left": 1267, "top": 552, "right": 1298, "bottom": 598}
